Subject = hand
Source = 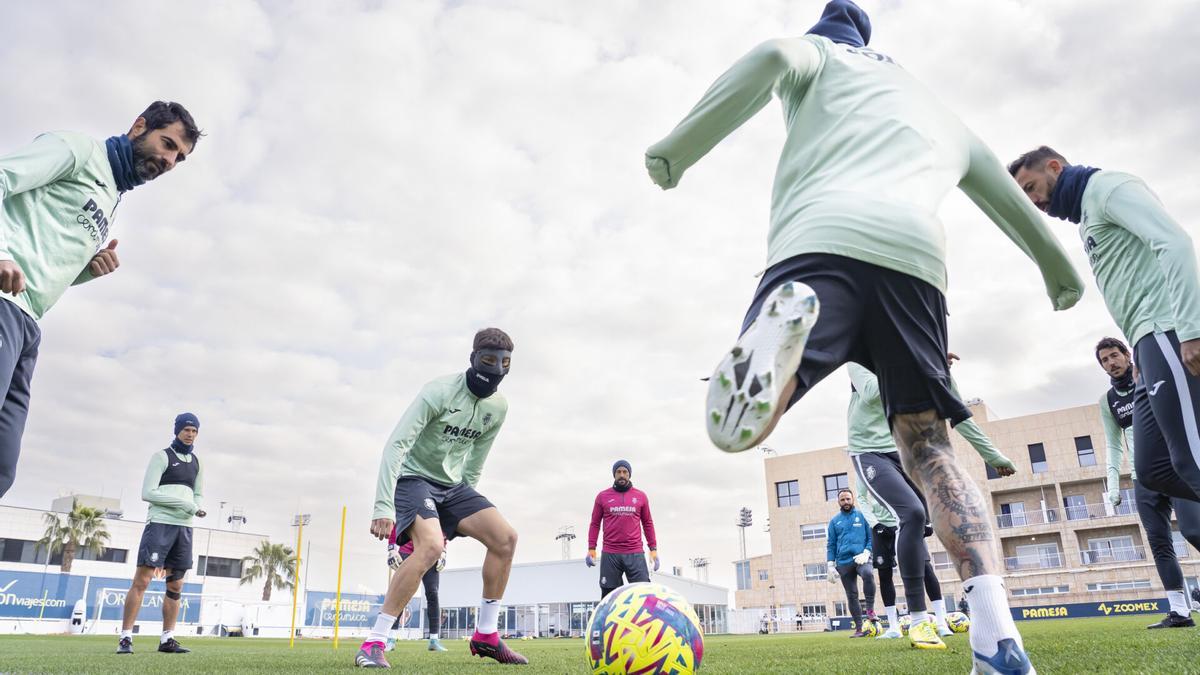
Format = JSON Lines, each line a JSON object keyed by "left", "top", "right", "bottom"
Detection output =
{"left": 1108, "top": 489, "right": 1122, "bottom": 507}
{"left": 0, "top": 260, "right": 26, "bottom": 296}
{"left": 1181, "top": 338, "right": 1200, "bottom": 377}
{"left": 650, "top": 550, "right": 660, "bottom": 572}
{"left": 947, "top": 352, "right": 960, "bottom": 367}
{"left": 152, "top": 567, "right": 166, "bottom": 580}
{"left": 435, "top": 549, "right": 447, "bottom": 573}
{"left": 645, "top": 156, "right": 673, "bottom": 189}
{"left": 853, "top": 550, "right": 870, "bottom": 566}
{"left": 585, "top": 549, "right": 596, "bottom": 568}
{"left": 826, "top": 561, "right": 837, "bottom": 585}
{"left": 387, "top": 544, "right": 404, "bottom": 571}
{"left": 88, "top": 239, "right": 120, "bottom": 277}
{"left": 195, "top": 510, "right": 206, "bottom": 518}
{"left": 371, "top": 518, "right": 395, "bottom": 541}
{"left": 990, "top": 456, "right": 1017, "bottom": 477}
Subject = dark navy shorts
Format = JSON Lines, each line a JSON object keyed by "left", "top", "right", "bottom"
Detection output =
{"left": 393, "top": 475, "right": 494, "bottom": 545}
{"left": 742, "top": 253, "right": 970, "bottom": 426}
{"left": 871, "top": 524, "right": 897, "bottom": 570}
{"left": 137, "top": 522, "right": 193, "bottom": 571}
{"left": 599, "top": 552, "right": 650, "bottom": 590}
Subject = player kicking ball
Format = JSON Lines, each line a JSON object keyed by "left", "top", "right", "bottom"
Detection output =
{"left": 646, "top": 2, "right": 1082, "bottom": 672}
{"left": 355, "top": 328, "right": 526, "bottom": 668}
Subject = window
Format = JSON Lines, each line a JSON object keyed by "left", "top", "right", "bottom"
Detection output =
{"left": 1075, "top": 436, "right": 1097, "bottom": 467}
{"left": 1084, "top": 536, "right": 1140, "bottom": 563}
{"left": 1028, "top": 443, "right": 1048, "bottom": 473}
{"left": 1011, "top": 585, "right": 1069, "bottom": 597}
{"left": 758, "top": 569, "right": 770, "bottom": 581}
{"left": 0, "top": 538, "right": 39, "bottom": 564}
{"left": 1011, "top": 543, "right": 1062, "bottom": 570}
{"left": 804, "top": 563, "right": 826, "bottom": 581}
{"left": 198, "top": 555, "right": 244, "bottom": 578}
{"left": 998, "top": 502, "right": 1027, "bottom": 529}
{"left": 834, "top": 601, "right": 848, "bottom": 616}
{"left": 801, "top": 603, "right": 826, "bottom": 616}
{"left": 735, "top": 561, "right": 751, "bottom": 591}
{"left": 1115, "top": 488, "right": 1137, "bottom": 516}
{"left": 931, "top": 551, "right": 953, "bottom": 570}
{"left": 985, "top": 464, "right": 1001, "bottom": 480}
{"left": 0, "top": 538, "right": 126, "bottom": 564}
{"left": 1063, "top": 494, "right": 1088, "bottom": 521}
{"left": 801, "top": 524, "right": 826, "bottom": 541}
{"left": 1173, "top": 530, "right": 1190, "bottom": 558}
{"left": 48, "top": 547, "right": 127, "bottom": 564}
{"left": 776, "top": 480, "right": 801, "bottom": 507}
{"left": 823, "top": 473, "right": 849, "bottom": 501}
{"left": 1088, "top": 579, "right": 1151, "bottom": 591}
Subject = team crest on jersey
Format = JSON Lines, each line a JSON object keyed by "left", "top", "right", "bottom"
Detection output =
{"left": 423, "top": 498, "right": 435, "bottom": 511}
{"left": 865, "top": 465, "right": 876, "bottom": 481}
{"left": 632, "top": 497, "right": 638, "bottom": 504}
{"left": 151, "top": 552, "right": 159, "bottom": 563}
{"left": 482, "top": 413, "right": 493, "bottom": 426}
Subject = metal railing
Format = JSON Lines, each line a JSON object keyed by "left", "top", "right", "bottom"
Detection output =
{"left": 1080, "top": 546, "right": 1148, "bottom": 565}
{"left": 1002, "top": 553, "right": 1064, "bottom": 571}
{"left": 995, "top": 508, "right": 1059, "bottom": 529}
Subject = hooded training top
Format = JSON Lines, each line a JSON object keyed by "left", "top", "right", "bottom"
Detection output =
{"left": 1077, "top": 171, "right": 1200, "bottom": 345}
{"left": 845, "top": 363, "right": 1009, "bottom": 466}
{"left": 1100, "top": 382, "right": 1137, "bottom": 494}
{"left": 827, "top": 507, "right": 871, "bottom": 566}
{"left": 373, "top": 372, "right": 508, "bottom": 520}
{"left": 141, "top": 448, "right": 204, "bottom": 527}
{"left": 0, "top": 132, "right": 117, "bottom": 320}
{"left": 646, "top": 35, "right": 1082, "bottom": 307}
{"left": 588, "top": 486, "right": 658, "bottom": 554}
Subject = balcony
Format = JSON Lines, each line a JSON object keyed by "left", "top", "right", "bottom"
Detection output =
{"left": 1003, "top": 553, "right": 1064, "bottom": 572}
{"left": 1063, "top": 502, "right": 1136, "bottom": 522}
{"left": 1080, "top": 546, "right": 1148, "bottom": 565}
{"left": 995, "top": 508, "right": 1059, "bottom": 529}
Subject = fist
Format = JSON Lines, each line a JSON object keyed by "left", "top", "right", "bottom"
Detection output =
{"left": 88, "top": 239, "right": 120, "bottom": 277}
{"left": 0, "top": 260, "right": 26, "bottom": 296}
{"left": 371, "top": 518, "right": 395, "bottom": 541}
{"left": 585, "top": 550, "right": 596, "bottom": 568}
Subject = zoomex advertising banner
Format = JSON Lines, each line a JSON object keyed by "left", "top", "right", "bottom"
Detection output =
{"left": 1012, "top": 598, "right": 1167, "bottom": 621}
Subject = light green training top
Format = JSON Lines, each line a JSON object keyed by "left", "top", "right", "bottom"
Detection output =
{"left": 0, "top": 132, "right": 118, "bottom": 320}
{"left": 1099, "top": 390, "right": 1136, "bottom": 494}
{"left": 1079, "top": 170, "right": 1200, "bottom": 345}
{"left": 141, "top": 448, "right": 204, "bottom": 527}
{"left": 373, "top": 372, "right": 508, "bottom": 521}
{"left": 646, "top": 35, "right": 1083, "bottom": 309}
{"left": 845, "top": 363, "right": 1009, "bottom": 468}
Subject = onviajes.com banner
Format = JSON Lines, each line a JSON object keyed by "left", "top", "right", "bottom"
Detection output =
{"left": 0, "top": 571, "right": 84, "bottom": 619}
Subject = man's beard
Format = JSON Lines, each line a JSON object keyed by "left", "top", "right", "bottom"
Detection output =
{"left": 840, "top": 504, "right": 852, "bottom": 512}
{"left": 131, "top": 134, "right": 166, "bottom": 182}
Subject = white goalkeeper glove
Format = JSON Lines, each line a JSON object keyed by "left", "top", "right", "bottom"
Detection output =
{"left": 435, "top": 549, "right": 447, "bottom": 573}
{"left": 826, "top": 561, "right": 838, "bottom": 584}
{"left": 853, "top": 550, "right": 871, "bottom": 566}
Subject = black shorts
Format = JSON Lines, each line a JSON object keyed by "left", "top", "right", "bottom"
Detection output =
{"left": 137, "top": 522, "right": 193, "bottom": 571}
{"left": 871, "top": 524, "right": 897, "bottom": 570}
{"left": 742, "top": 253, "right": 969, "bottom": 425}
{"left": 599, "top": 552, "right": 650, "bottom": 589}
{"left": 393, "top": 476, "right": 494, "bottom": 545}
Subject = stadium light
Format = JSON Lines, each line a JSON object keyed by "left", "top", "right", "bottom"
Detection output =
{"left": 736, "top": 507, "right": 753, "bottom": 561}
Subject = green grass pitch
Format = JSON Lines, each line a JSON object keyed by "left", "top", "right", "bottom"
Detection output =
{"left": 1, "top": 616, "right": 1198, "bottom": 673}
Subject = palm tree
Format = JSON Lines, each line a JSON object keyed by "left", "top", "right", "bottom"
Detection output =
{"left": 36, "top": 501, "right": 110, "bottom": 574}
{"left": 240, "top": 541, "right": 296, "bottom": 601}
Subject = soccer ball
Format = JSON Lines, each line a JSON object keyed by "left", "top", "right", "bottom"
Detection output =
{"left": 860, "top": 619, "right": 880, "bottom": 637}
{"left": 945, "top": 612, "right": 970, "bottom": 633}
{"left": 585, "top": 582, "right": 705, "bottom": 674}
{"left": 897, "top": 615, "right": 912, "bottom": 634}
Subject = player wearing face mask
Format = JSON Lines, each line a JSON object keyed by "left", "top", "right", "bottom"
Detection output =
{"left": 357, "top": 328, "right": 527, "bottom": 669}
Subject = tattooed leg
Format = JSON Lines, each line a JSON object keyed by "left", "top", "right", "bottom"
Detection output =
{"left": 892, "top": 409, "right": 998, "bottom": 580}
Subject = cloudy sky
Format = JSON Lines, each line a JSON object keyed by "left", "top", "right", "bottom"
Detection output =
{"left": 2, "top": 0, "right": 1198, "bottom": 602}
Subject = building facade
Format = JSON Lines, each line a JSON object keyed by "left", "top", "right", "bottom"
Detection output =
{"left": 735, "top": 401, "right": 1200, "bottom": 622}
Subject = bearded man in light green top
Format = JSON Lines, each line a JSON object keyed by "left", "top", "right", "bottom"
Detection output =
{"left": 646, "top": 2, "right": 1073, "bottom": 670}
{"left": 0, "top": 101, "right": 201, "bottom": 499}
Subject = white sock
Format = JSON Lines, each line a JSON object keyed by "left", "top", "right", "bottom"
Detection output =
{"left": 963, "top": 575, "right": 1023, "bottom": 653}
{"left": 388, "top": 628, "right": 399, "bottom": 640}
{"left": 160, "top": 630, "right": 174, "bottom": 644}
{"left": 931, "top": 597, "right": 947, "bottom": 624}
{"left": 1167, "top": 590, "right": 1189, "bottom": 616}
{"left": 120, "top": 629, "right": 132, "bottom": 640}
{"left": 369, "top": 613, "right": 396, "bottom": 643}
{"left": 429, "top": 633, "right": 439, "bottom": 640}
{"left": 885, "top": 606, "right": 899, "bottom": 626}
{"left": 910, "top": 611, "right": 928, "bottom": 625}
{"left": 478, "top": 599, "right": 500, "bottom": 634}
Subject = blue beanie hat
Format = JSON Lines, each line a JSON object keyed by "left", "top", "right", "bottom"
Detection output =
{"left": 806, "top": 0, "right": 871, "bottom": 48}
{"left": 174, "top": 412, "right": 200, "bottom": 435}
{"left": 612, "top": 459, "right": 632, "bottom": 477}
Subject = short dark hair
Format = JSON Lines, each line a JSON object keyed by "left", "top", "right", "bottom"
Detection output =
{"left": 1007, "top": 146, "right": 1068, "bottom": 177}
{"left": 837, "top": 488, "right": 854, "bottom": 498}
{"left": 473, "top": 327, "right": 513, "bottom": 352}
{"left": 139, "top": 101, "right": 202, "bottom": 147}
{"left": 1094, "top": 337, "right": 1129, "bottom": 364}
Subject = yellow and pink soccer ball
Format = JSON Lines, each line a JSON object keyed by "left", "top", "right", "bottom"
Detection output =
{"left": 946, "top": 611, "right": 971, "bottom": 633}
{"left": 586, "top": 582, "right": 705, "bottom": 674}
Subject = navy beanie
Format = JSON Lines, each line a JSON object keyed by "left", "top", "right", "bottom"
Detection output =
{"left": 612, "top": 460, "right": 632, "bottom": 477}
{"left": 174, "top": 412, "right": 200, "bottom": 435}
{"left": 806, "top": 0, "right": 871, "bottom": 47}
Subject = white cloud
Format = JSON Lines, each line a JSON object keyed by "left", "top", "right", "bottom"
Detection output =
{"left": 2, "top": 0, "right": 1197, "bottom": 603}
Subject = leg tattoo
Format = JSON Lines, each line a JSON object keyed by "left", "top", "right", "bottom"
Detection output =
{"left": 893, "top": 410, "right": 997, "bottom": 580}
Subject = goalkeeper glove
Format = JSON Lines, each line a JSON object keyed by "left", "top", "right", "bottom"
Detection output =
{"left": 826, "top": 561, "right": 837, "bottom": 584}
{"left": 853, "top": 550, "right": 871, "bottom": 566}
{"left": 585, "top": 549, "right": 596, "bottom": 567}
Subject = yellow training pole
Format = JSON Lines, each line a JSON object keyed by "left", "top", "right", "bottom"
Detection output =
{"left": 333, "top": 506, "right": 347, "bottom": 649}
{"left": 36, "top": 589, "right": 49, "bottom": 622}
{"left": 289, "top": 519, "right": 304, "bottom": 648}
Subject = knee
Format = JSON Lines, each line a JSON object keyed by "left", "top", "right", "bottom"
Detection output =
{"left": 491, "top": 527, "right": 518, "bottom": 558}
{"left": 130, "top": 576, "right": 151, "bottom": 593}
{"left": 413, "top": 540, "right": 444, "bottom": 566}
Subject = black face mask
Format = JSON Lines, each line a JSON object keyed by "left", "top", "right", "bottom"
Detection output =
{"left": 466, "top": 367, "right": 505, "bottom": 398}
{"left": 170, "top": 437, "right": 193, "bottom": 455}
{"left": 1111, "top": 365, "right": 1135, "bottom": 392}
{"left": 613, "top": 478, "right": 632, "bottom": 493}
